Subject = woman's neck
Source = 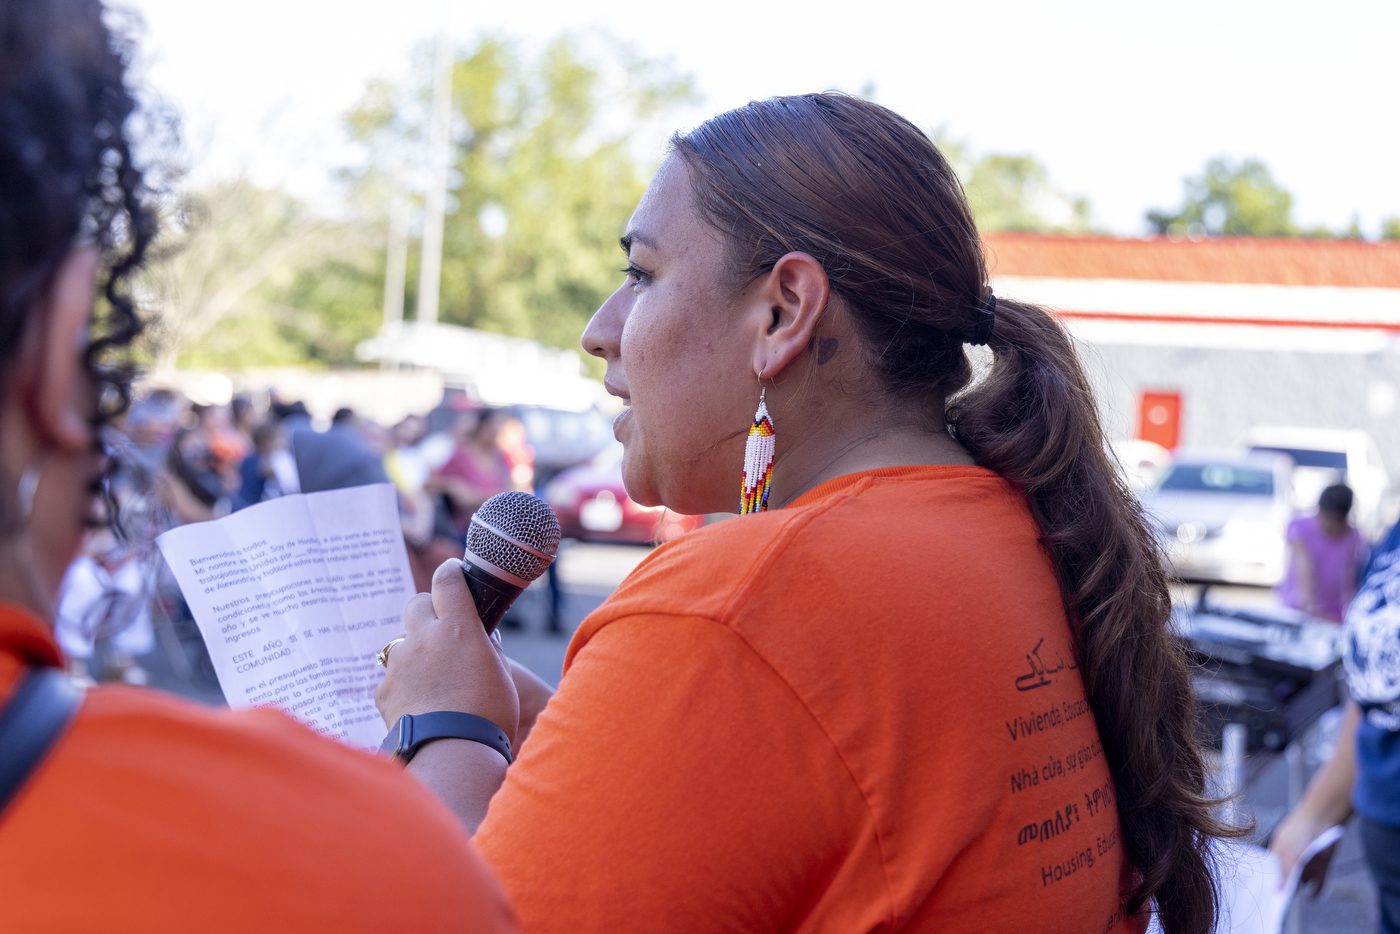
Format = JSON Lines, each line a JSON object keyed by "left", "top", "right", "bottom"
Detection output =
{"left": 769, "top": 416, "right": 975, "bottom": 511}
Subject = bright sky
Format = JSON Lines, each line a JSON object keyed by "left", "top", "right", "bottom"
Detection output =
{"left": 125, "top": 0, "right": 1399, "bottom": 236}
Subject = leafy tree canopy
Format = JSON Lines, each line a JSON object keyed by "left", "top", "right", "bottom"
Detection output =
{"left": 344, "top": 33, "right": 696, "bottom": 349}
{"left": 935, "top": 132, "right": 1094, "bottom": 234}
{"left": 1147, "top": 157, "right": 1297, "bottom": 237}
{"left": 140, "top": 179, "right": 380, "bottom": 369}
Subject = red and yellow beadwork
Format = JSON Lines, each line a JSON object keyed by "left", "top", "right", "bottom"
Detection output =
{"left": 740, "top": 392, "right": 776, "bottom": 514}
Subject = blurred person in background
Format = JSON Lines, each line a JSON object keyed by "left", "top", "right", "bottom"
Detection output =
{"left": 386, "top": 414, "right": 432, "bottom": 500}
{"left": 290, "top": 402, "right": 390, "bottom": 494}
{"left": 496, "top": 413, "right": 535, "bottom": 491}
{"left": 1279, "top": 483, "right": 1368, "bottom": 622}
{"left": 261, "top": 400, "right": 303, "bottom": 496}
{"left": 1273, "top": 511, "right": 1400, "bottom": 933}
{"left": 161, "top": 424, "right": 228, "bottom": 522}
{"left": 429, "top": 408, "right": 514, "bottom": 538}
{"left": 358, "top": 416, "right": 394, "bottom": 460}
{"left": 331, "top": 405, "right": 358, "bottom": 430}
{"left": 0, "top": 1, "right": 516, "bottom": 928}
{"left": 229, "top": 392, "right": 257, "bottom": 447}
{"left": 417, "top": 402, "right": 460, "bottom": 472}
{"left": 377, "top": 93, "right": 1234, "bottom": 933}
{"left": 122, "top": 388, "right": 182, "bottom": 478}
{"left": 387, "top": 414, "right": 459, "bottom": 590}
{"left": 191, "top": 401, "right": 245, "bottom": 483}
{"left": 236, "top": 420, "right": 291, "bottom": 508}
{"left": 53, "top": 526, "right": 153, "bottom": 685}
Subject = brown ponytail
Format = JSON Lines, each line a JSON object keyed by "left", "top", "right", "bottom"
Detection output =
{"left": 674, "top": 91, "right": 1240, "bottom": 934}
{"left": 947, "top": 297, "right": 1243, "bottom": 932}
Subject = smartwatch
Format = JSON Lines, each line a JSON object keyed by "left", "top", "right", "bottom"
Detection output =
{"left": 379, "top": 712, "right": 513, "bottom": 765}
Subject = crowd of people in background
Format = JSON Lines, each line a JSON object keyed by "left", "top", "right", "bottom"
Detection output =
{"left": 57, "top": 387, "right": 541, "bottom": 685}
{"left": 62, "top": 385, "right": 1388, "bottom": 688}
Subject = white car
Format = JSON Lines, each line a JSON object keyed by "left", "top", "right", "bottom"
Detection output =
{"left": 1139, "top": 451, "right": 1295, "bottom": 587}
{"left": 1241, "top": 426, "right": 1394, "bottom": 538}
{"left": 1108, "top": 438, "right": 1172, "bottom": 492}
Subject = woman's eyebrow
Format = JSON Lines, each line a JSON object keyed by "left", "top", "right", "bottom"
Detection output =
{"left": 620, "top": 230, "right": 659, "bottom": 254}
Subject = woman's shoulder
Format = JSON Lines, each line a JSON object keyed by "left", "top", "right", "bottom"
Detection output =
{"left": 1287, "top": 514, "right": 1317, "bottom": 535}
{"left": 590, "top": 509, "right": 814, "bottom": 626}
{"left": 579, "top": 467, "right": 1027, "bottom": 634}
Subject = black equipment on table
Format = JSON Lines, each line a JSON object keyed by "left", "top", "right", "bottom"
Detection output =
{"left": 1171, "top": 595, "right": 1343, "bottom": 753}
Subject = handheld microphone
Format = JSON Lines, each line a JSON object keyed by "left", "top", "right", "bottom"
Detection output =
{"left": 461, "top": 492, "right": 562, "bottom": 634}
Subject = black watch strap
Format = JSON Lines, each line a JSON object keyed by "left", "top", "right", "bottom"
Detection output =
{"left": 380, "top": 712, "right": 513, "bottom": 765}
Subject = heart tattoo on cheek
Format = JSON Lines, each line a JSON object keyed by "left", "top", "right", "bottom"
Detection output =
{"left": 815, "top": 337, "right": 839, "bottom": 365}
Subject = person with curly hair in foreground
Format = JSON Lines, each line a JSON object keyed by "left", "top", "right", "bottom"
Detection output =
{"left": 0, "top": 2, "right": 514, "bottom": 929}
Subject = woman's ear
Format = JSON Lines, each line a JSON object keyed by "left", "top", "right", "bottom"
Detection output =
{"left": 22, "top": 248, "right": 101, "bottom": 453}
{"left": 751, "top": 251, "right": 829, "bottom": 380}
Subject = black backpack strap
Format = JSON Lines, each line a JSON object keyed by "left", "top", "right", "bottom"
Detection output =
{"left": 0, "top": 667, "right": 82, "bottom": 819}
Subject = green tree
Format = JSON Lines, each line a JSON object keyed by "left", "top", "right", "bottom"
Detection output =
{"left": 1381, "top": 217, "right": 1400, "bottom": 241}
{"left": 1147, "top": 157, "right": 1297, "bottom": 237}
{"left": 344, "top": 33, "right": 696, "bottom": 348}
{"left": 140, "top": 180, "right": 383, "bottom": 369}
{"left": 933, "top": 131, "right": 1094, "bottom": 233}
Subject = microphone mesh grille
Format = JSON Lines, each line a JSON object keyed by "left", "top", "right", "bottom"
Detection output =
{"left": 466, "top": 491, "right": 562, "bottom": 583}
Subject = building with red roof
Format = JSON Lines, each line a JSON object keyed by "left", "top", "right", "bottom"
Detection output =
{"left": 984, "top": 233, "right": 1400, "bottom": 354}
{"left": 977, "top": 233, "right": 1400, "bottom": 508}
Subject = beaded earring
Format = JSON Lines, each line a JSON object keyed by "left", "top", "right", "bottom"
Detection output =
{"left": 739, "top": 388, "right": 776, "bottom": 514}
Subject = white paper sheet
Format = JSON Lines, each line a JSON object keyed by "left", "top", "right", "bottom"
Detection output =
{"left": 157, "top": 484, "right": 415, "bottom": 749}
{"left": 1146, "top": 824, "right": 1345, "bottom": 934}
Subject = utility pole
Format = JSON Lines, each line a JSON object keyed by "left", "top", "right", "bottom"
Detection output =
{"left": 416, "top": 13, "right": 452, "bottom": 326}
{"left": 380, "top": 195, "right": 408, "bottom": 369}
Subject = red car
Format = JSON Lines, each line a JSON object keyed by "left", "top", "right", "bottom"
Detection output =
{"left": 543, "top": 442, "right": 703, "bottom": 545}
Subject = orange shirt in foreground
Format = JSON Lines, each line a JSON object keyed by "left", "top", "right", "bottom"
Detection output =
{"left": 0, "top": 605, "right": 515, "bottom": 933}
{"left": 478, "top": 466, "right": 1145, "bottom": 932}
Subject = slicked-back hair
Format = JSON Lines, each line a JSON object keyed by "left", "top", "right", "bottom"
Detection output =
{"left": 674, "top": 93, "right": 1241, "bottom": 934}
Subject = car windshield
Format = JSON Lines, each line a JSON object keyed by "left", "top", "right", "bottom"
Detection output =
{"left": 1248, "top": 445, "right": 1347, "bottom": 471}
{"left": 1156, "top": 463, "right": 1276, "bottom": 496}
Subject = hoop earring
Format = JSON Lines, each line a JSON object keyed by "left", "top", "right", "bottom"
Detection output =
{"left": 739, "top": 388, "right": 776, "bottom": 515}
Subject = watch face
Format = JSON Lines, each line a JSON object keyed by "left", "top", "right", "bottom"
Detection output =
{"left": 379, "top": 716, "right": 410, "bottom": 759}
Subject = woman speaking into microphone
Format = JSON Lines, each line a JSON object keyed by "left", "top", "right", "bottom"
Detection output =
{"left": 377, "top": 93, "right": 1234, "bottom": 933}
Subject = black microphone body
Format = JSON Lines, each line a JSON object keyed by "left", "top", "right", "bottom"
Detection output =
{"left": 461, "top": 557, "right": 524, "bottom": 634}
{"left": 459, "top": 492, "right": 562, "bottom": 635}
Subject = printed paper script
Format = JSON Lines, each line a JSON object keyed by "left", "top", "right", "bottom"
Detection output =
{"left": 157, "top": 483, "right": 414, "bottom": 749}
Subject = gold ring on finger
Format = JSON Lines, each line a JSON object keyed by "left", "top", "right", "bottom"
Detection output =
{"left": 375, "top": 636, "right": 406, "bottom": 668}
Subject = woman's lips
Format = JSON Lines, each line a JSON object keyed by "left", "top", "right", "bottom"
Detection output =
{"left": 612, "top": 407, "right": 631, "bottom": 438}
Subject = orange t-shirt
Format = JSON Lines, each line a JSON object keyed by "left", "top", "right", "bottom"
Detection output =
{"left": 0, "top": 605, "right": 515, "bottom": 933}
{"left": 478, "top": 466, "right": 1144, "bottom": 932}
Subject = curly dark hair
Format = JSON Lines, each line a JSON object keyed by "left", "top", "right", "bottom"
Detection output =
{"left": 0, "top": 0, "right": 160, "bottom": 531}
